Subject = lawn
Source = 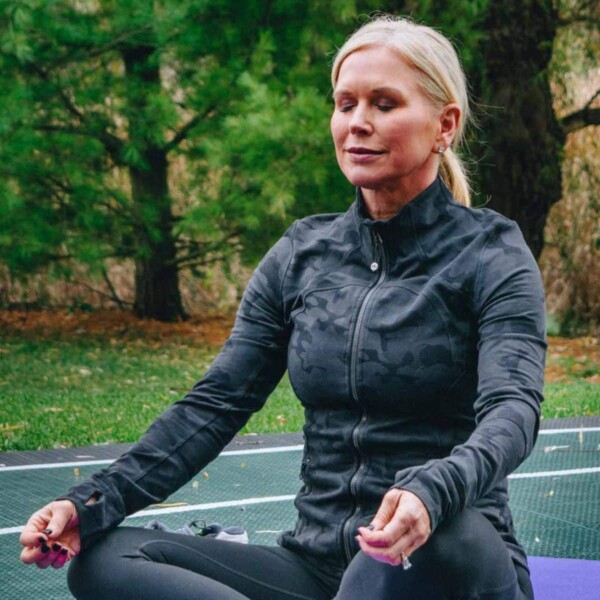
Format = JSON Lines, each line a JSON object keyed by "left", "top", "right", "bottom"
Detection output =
{"left": 0, "top": 311, "right": 598, "bottom": 452}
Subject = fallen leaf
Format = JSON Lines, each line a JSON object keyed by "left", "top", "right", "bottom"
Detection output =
{"left": 0, "top": 424, "right": 22, "bottom": 432}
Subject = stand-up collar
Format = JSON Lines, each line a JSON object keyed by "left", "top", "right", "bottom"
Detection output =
{"left": 353, "top": 176, "right": 452, "bottom": 233}
{"left": 351, "top": 176, "right": 455, "bottom": 259}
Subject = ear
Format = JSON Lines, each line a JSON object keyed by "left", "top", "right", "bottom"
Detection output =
{"left": 435, "top": 103, "right": 461, "bottom": 151}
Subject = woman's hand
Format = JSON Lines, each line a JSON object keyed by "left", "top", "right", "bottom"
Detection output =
{"left": 19, "top": 500, "right": 81, "bottom": 569}
{"left": 356, "top": 489, "right": 431, "bottom": 566}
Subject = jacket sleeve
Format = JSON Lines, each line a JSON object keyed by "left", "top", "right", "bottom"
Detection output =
{"left": 59, "top": 224, "right": 297, "bottom": 548}
{"left": 393, "top": 219, "right": 546, "bottom": 532}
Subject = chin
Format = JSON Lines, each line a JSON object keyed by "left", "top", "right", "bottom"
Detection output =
{"left": 342, "top": 170, "right": 386, "bottom": 190}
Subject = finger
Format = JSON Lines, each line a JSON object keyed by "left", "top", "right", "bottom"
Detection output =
{"left": 357, "top": 526, "right": 397, "bottom": 547}
{"left": 51, "top": 548, "right": 70, "bottom": 569}
{"left": 20, "top": 543, "right": 54, "bottom": 568}
{"left": 44, "top": 505, "right": 75, "bottom": 541}
{"left": 370, "top": 489, "right": 402, "bottom": 531}
{"left": 37, "top": 543, "right": 65, "bottom": 570}
{"left": 356, "top": 535, "right": 400, "bottom": 566}
{"left": 357, "top": 520, "right": 425, "bottom": 566}
{"left": 36, "top": 553, "right": 55, "bottom": 569}
{"left": 19, "top": 511, "right": 51, "bottom": 547}
{"left": 20, "top": 545, "right": 44, "bottom": 565}
{"left": 358, "top": 513, "right": 409, "bottom": 548}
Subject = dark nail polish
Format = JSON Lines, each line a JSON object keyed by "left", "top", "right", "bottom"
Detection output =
{"left": 52, "top": 543, "right": 61, "bottom": 552}
{"left": 41, "top": 544, "right": 50, "bottom": 553}
{"left": 61, "top": 548, "right": 68, "bottom": 555}
{"left": 42, "top": 529, "right": 52, "bottom": 535}
{"left": 38, "top": 536, "right": 46, "bottom": 544}
{"left": 367, "top": 524, "right": 375, "bottom": 531}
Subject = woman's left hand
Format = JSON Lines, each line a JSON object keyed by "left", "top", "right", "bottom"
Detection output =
{"left": 356, "top": 489, "right": 431, "bottom": 566}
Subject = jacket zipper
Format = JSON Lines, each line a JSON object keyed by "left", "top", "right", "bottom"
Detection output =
{"left": 342, "top": 230, "right": 387, "bottom": 563}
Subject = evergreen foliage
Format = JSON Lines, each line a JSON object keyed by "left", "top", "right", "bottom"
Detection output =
{"left": 0, "top": 1, "right": 597, "bottom": 320}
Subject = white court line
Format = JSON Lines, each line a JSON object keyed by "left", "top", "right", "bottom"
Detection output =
{"left": 509, "top": 466, "right": 600, "bottom": 479}
{"left": 2, "top": 428, "right": 600, "bottom": 473}
{"left": 538, "top": 427, "right": 600, "bottom": 435}
{"left": 0, "top": 494, "right": 296, "bottom": 536}
{"left": 2, "top": 466, "right": 600, "bottom": 537}
{"left": 0, "top": 445, "right": 304, "bottom": 472}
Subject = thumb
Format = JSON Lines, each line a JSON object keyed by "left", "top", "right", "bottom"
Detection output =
{"left": 45, "top": 501, "right": 78, "bottom": 539}
{"left": 370, "top": 489, "right": 402, "bottom": 530}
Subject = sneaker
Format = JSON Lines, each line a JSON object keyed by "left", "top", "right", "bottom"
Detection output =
{"left": 189, "top": 520, "right": 249, "bottom": 544}
{"left": 144, "top": 518, "right": 248, "bottom": 544}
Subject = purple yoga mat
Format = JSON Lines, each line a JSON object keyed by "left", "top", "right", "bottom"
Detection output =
{"left": 528, "top": 556, "right": 600, "bottom": 600}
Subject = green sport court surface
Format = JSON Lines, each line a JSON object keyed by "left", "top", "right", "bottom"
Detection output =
{"left": 1, "top": 421, "right": 599, "bottom": 599}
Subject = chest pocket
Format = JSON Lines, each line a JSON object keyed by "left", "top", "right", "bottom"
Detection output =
{"left": 352, "top": 282, "right": 471, "bottom": 414}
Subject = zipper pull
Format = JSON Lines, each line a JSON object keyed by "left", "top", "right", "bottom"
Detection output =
{"left": 370, "top": 231, "right": 383, "bottom": 272}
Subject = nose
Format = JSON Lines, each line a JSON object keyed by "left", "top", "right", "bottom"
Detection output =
{"left": 349, "top": 104, "right": 373, "bottom": 135}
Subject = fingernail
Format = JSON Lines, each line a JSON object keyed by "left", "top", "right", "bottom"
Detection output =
{"left": 61, "top": 548, "right": 68, "bottom": 555}
{"left": 367, "top": 524, "right": 375, "bottom": 531}
{"left": 38, "top": 536, "right": 46, "bottom": 544}
{"left": 42, "top": 529, "right": 52, "bottom": 535}
{"left": 41, "top": 544, "right": 50, "bottom": 553}
{"left": 52, "top": 543, "right": 61, "bottom": 552}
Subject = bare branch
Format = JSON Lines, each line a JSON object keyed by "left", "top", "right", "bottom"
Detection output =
{"left": 70, "top": 278, "right": 133, "bottom": 307}
{"left": 562, "top": 106, "right": 600, "bottom": 135}
{"left": 101, "top": 266, "right": 127, "bottom": 310}
{"left": 28, "top": 63, "right": 85, "bottom": 122}
{"left": 176, "top": 255, "right": 226, "bottom": 270}
{"left": 51, "top": 25, "right": 155, "bottom": 66}
{"left": 172, "top": 230, "right": 242, "bottom": 268}
{"left": 164, "top": 104, "right": 217, "bottom": 153}
{"left": 34, "top": 125, "right": 125, "bottom": 166}
{"left": 584, "top": 88, "right": 600, "bottom": 109}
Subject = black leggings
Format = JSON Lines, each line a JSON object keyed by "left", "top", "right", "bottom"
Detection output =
{"left": 68, "top": 509, "right": 534, "bottom": 600}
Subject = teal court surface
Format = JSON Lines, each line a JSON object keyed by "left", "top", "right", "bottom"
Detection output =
{"left": 1, "top": 420, "right": 599, "bottom": 599}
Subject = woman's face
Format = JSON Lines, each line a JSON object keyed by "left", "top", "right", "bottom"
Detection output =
{"left": 331, "top": 46, "right": 443, "bottom": 198}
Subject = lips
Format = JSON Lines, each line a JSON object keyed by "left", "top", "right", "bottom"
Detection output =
{"left": 346, "top": 146, "right": 384, "bottom": 155}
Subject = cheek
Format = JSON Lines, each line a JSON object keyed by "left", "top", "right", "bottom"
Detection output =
{"left": 330, "top": 114, "right": 345, "bottom": 149}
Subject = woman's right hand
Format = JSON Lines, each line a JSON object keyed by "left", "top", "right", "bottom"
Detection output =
{"left": 19, "top": 500, "right": 81, "bottom": 569}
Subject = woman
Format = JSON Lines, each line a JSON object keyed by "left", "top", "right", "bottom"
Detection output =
{"left": 19, "top": 15, "right": 546, "bottom": 600}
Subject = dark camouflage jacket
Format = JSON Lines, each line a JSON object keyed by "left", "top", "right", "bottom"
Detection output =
{"left": 63, "top": 177, "right": 546, "bottom": 574}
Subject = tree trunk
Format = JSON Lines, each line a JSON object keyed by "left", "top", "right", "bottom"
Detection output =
{"left": 478, "top": 0, "right": 564, "bottom": 259}
{"left": 122, "top": 45, "right": 186, "bottom": 321}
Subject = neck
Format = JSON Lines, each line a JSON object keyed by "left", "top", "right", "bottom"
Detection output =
{"left": 361, "top": 173, "right": 438, "bottom": 220}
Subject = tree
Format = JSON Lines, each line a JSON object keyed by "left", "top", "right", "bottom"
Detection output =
{"left": 0, "top": 0, "right": 353, "bottom": 320}
{"left": 478, "top": 0, "right": 599, "bottom": 259}
{"left": 1, "top": 0, "right": 597, "bottom": 319}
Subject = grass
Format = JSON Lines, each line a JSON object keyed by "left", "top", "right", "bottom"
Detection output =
{"left": 0, "top": 338, "right": 304, "bottom": 452}
{"left": 0, "top": 335, "right": 598, "bottom": 452}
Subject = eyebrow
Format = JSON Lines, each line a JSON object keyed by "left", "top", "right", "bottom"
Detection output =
{"left": 333, "top": 86, "right": 404, "bottom": 99}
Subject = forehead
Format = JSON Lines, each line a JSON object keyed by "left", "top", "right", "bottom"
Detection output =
{"left": 334, "top": 46, "right": 422, "bottom": 93}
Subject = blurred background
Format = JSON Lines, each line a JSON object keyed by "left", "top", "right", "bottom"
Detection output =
{"left": 0, "top": 1, "right": 598, "bottom": 453}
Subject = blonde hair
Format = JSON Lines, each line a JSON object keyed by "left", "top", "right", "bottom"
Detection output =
{"left": 331, "top": 15, "right": 472, "bottom": 207}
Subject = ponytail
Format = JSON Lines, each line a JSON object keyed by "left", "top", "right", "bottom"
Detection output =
{"left": 440, "top": 148, "right": 471, "bottom": 207}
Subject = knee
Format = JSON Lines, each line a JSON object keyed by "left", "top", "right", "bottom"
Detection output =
{"left": 67, "top": 552, "right": 102, "bottom": 600}
{"left": 67, "top": 529, "right": 139, "bottom": 599}
{"left": 419, "top": 509, "right": 512, "bottom": 585}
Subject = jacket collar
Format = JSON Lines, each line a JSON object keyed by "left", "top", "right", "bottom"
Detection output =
{"left": 354, "top": 176, "right": 452, "bottom": 230}
{"left": 351, "top": 176, "right": 454, "bottom": 256}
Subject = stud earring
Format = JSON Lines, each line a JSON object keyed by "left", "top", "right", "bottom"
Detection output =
{"left": 437, "top": 146, "right": 446, "bottom": 154}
